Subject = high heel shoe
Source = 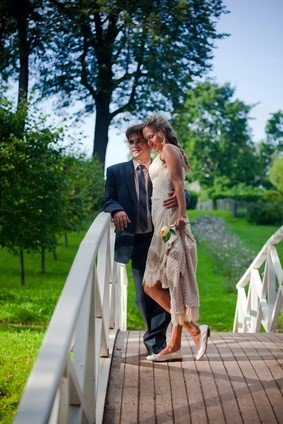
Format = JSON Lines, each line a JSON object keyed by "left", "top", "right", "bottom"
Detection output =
{"left": 195, "top": 325, "right": 210, "bottom": 361}
{"left": 147, "top": 349, "right": 183, "bottom": 362}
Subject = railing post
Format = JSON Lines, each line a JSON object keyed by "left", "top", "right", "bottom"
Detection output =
{"left": 14, "top": 212, "right": 128, "bottom": 424}
{"left": 234, "top": 226, "right": 283, "bottom": 333}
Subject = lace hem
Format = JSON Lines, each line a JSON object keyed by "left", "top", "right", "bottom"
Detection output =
{"left": 171, "top": 307, "right": 199, "bottom": 326}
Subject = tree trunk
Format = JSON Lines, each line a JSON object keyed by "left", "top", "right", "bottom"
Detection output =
{"left": 15, "top": 5, "right": 29, "bottom": 108}
{"left": 232, "top": 200, "right": 237, "bottom": 218}
{"left": 53, "top": 247, "right": 58, "bottom": 261}
{"left": 19, "top": 247, "right": 25, "bottom": 286}
{"left": 64, "top": 232, "right": 68, "bottom": 247}
{"left": 92, "top": 103, "right": 111, "bottom": 166}
{"left": 41, "top": 246, "right": 45, "bottom": 273}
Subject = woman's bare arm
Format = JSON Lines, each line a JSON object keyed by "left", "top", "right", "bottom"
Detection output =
{"left": 161, "top": 144, "right": 187, "bottom": 229}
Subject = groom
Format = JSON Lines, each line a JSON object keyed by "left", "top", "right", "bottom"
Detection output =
{"left": 102, "top": 124, "right": 189, "bottom": 355}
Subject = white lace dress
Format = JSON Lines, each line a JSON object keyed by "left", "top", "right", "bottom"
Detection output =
{"left": 143, "top": 155, "right": 199, "bottom": 325}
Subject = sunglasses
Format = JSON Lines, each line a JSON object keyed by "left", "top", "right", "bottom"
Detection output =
{"left": 128, "top": 138, "right": 146, "bottom": 145}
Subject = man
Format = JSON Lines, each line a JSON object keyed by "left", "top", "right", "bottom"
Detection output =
{"left": 102, "top": 124, "right": 189, "bottom": 355}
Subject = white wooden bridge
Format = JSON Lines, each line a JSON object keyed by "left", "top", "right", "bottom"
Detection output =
{"left": 14, "top": 214, "right": 283, "bottom": 423}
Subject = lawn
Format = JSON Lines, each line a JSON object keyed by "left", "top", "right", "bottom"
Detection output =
{"left": 0, "top": 231, "right": 84, "bottom": 424}
{"left": 0, "top": 211, "right": 282, "bottom": 423}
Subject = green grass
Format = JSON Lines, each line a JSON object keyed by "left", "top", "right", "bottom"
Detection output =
{"left": 195, "top": 242, "right": 236, "bottom": 331}
{"left": 0, "top": 327, "right": 44, "bottom": 424}
{"left": 126, "top": 263, "right": 145, "bottom": 330}
{"left": 0, "top": 232, "right": 85, "bottom": 424}
{"left": 0, "top": 232, "right": 84, "bottom": 326}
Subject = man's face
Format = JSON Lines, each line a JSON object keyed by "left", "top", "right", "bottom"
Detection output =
{"left": 128, "top": 131, "right": 151, "bottom": 161}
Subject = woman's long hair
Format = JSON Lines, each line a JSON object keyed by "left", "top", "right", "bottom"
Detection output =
{"left": 144, "top": 114, "right": 191, "bottom": 171}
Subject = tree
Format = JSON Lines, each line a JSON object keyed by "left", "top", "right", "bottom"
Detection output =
{"left": 0, "top": 99, "right": 67, "bottom": 283}
{"left": 173, "top": 81, "right": 259, "bottom": 188}
{"left": 32, "top": 0, "right": 227, "bottom": 165}
{"left": 269, "top": 156, "right": 283, "bottom": 194}
{"left": 266, "top": 111, "right": 283, "bottom": 152}
{"left": 258, "top": 110, "right": 283, "bottom": 184}
{"left": 0, "top": 0, "right": 46, "bottom": 108}
{"left": 61, "top": 154, "right": 104, "bottom": 245}
{"left": 25, "top": 127, "right": 67, "bottom": 273}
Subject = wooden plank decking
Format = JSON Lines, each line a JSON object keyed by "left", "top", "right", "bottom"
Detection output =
{"left": 103, "top": 331, "right": 283, "bottom": 424}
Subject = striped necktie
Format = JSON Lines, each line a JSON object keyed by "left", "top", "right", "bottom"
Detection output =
{"left": 137, "top": 165, "right": 148, "bottom": 232}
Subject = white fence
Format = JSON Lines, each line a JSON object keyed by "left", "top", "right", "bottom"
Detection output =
{"left": 197, "top": 198, "right": 252, "bottom": 217}
{"left": 14, "top": 212, "right": 128, "bottom": 424}
{"left": 233, "top": 225, "right": 283, "bottom": 333}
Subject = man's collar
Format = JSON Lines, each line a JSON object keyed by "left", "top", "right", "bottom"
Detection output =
{"left": 132, "top": 159, "right": 151, "bottom": 171}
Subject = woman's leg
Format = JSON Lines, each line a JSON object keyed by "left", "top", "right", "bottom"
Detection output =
{"left": 183, "top": 321, "right": 201, "bottom": 347}
{"left": 144, "top": 281, "right": 171, "bottom": 312}
{"left": 144, "top": 282, "right": 181, "bottom": 354}
{"left": 144, "top": 282, "right": 201, "bottom": 347}
{"left": 160, "top": 324, "right": 183, "bottom": 354}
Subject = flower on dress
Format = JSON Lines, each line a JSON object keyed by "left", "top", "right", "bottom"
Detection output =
{"left": 160, "top": 225, "right": 176, "bottom": 243}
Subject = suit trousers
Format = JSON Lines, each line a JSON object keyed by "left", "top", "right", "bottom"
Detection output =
{"left": 131, "top": 232, "right": 171, "bottom": 352}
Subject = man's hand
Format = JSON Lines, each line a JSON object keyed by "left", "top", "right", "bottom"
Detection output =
{"left": 174, "top": 216, "right": 187, "bottom": 230}
{"left": 163, "top": 191, "right": 178, "bottom": 210}
{"left": 113, "top": 211, "right": 131, "bottom": 230}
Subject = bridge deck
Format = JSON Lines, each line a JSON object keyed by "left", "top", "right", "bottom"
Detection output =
{"left": 103, "top": 331, "right": 283, "bottom": 424}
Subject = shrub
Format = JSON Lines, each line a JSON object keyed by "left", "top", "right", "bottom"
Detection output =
{"left": 209, "top": 182, "right": 266, "bottom": 202}
{"left": 188, "top": 190, "right": 198, "bottom": 209}
{"left": 261, "top": 190, "right": 283, "bottom": 202}
{"left": 211, "top": 191, "right": 263, "bottom": 202}
{"left": 269, "top": 156, "right": 283, "bottom": 193}
{"left": 246, "top": 201, "right": 283, "bottom": 225}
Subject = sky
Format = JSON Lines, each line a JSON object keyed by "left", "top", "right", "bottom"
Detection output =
{"left": 73, "top": 0, "right": 283, "bottom": 168}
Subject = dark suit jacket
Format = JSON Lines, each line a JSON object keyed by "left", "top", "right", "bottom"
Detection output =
{"left": 102, "top": 160, "right": 153, "bottom": 263}
{"left": 102, "top": 159, "right": 190, "bottom": 264}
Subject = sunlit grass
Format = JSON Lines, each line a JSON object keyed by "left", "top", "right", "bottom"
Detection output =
{"left": 0, "top": 327, "right": 44, "bottom": 423}
{"left": 0, "top": 232, "right": 84, "bottom": 327}
{"left": 0, "top": 231, "right": 84, "bottom": 423}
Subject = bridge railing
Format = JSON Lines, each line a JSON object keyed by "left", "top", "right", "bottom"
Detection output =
{"left": 233, "top": 225, "right": 283, "bottom": 333}
{"left": 14, "top": 212, "right": 128, "bottom": 424}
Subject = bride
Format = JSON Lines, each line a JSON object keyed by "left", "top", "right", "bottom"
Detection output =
{"left": 142, "top": 114, "right": 210, "bottom": 362}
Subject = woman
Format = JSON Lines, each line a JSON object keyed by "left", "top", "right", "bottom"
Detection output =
{"left": 142, "top": 114, "right": 210, "bottom": 362}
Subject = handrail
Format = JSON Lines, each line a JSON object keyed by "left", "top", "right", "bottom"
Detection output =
{"left": 14, "top": 212, "right": 128, "bottom": 423}
{"left": 233, "top": 225, "right": 283, "bottom": 333}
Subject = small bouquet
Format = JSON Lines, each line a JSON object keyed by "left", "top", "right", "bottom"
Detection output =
{"left": 160, "top": 225, "right": 176, "bottom": 243}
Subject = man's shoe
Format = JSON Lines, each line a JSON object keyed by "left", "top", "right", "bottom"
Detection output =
{"left": 195, "top": 325, "right": 210, "bottom": 361}
{"left": 146, "top": 344, "right": 166, "bottom": 356}
{"left": 147, "top": 347, "right": 159, "bottom": 356}
{"left": 147, "top": 349, "right": 183, "bottom": 362}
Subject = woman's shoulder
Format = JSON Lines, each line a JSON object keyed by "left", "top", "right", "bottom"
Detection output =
{"left": 162, "top": 143, "right": 182, "bottom": 159}
{"left": 163, "top": 143, "right": 179, "bottom": 152}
